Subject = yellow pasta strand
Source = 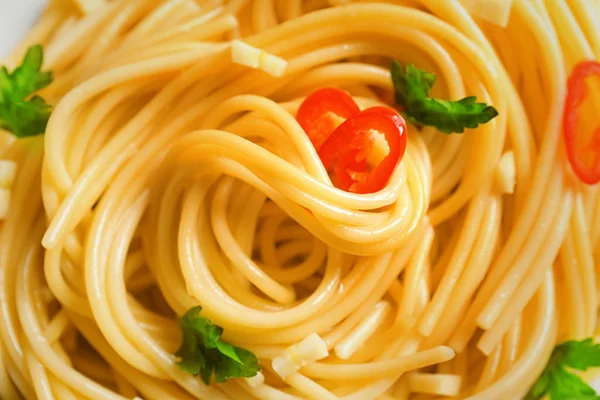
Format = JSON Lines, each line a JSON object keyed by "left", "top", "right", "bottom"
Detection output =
{"left": 0, "top": 0, "right": 598, "bottom": 399}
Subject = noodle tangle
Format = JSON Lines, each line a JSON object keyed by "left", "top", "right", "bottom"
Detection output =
{"left": 0, "top": 0, "right": 599, "bottom": 399}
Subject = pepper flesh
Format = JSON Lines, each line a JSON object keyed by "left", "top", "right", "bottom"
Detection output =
{"left": 318, "top": 106, "right": 407, "bottom": 194}
{"left": 296, "top": 87, "right": 360, "bottom": 150}
{"left": 563, "top": 60, "right": 600, "bottom": 184}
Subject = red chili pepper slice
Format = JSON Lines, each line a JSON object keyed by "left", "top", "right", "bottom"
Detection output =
{"left": 296, "top": 87, "right": 360, "bottom": 150}
{"left": 563, "top": 60, "right": 600, "bottom": 185}
{"left": 318, "top": 106, "right": 407, "bottom": 194}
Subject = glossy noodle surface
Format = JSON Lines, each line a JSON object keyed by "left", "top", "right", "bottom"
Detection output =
{"left": 0, "top": 0, "right": 599, "bottom": 399}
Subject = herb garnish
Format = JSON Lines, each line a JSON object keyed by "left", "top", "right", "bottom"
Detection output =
{"left": 391, "top": 60, "right": 498, "bottom": 134}
{"left": 176, "top": 306, "right": 261, "bottom": 385}
{"left": 0, "top": 45, "right": 53, "bottom": 137}
{"left": 525, "top": 338, "right": 600, "bottom": 400}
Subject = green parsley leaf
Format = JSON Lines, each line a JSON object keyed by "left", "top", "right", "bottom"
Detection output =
{"left": 556, "top": 338, "right": 600, "bottom": 371}
{"left": 175, "top": 306, "right": 261, "bottom": 385}
{"left": 390, "top": 60, "right": 498, "bottom": 134}
{"left": 0, "top": 45, "right": 53, "bottom": 138}
{"left": 214, "top": 345, "right": 261, "bottom": 383}
{"left": 525, "top": 339, "right": 600, "bottom": 400}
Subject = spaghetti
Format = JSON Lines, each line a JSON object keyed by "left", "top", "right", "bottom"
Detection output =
{"left": 0, "top": 0, "right": 599, "bottom": 399}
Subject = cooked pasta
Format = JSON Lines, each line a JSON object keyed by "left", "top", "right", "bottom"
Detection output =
{"left": 0, "top": 0, "right": 599, "bottom": 399}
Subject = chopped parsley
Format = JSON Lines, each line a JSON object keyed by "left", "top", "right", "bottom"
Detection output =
{"left": 0, "top": 45, "right": 53, "bottom": 137}
{"left": 391, "top": 60, "right": 498, "bottom": 134}
{"left": 176, "top": 306, "right": 261, "bottom": 385}
{"left": 525, "top": 338, "right": 600, "bottom": 400}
